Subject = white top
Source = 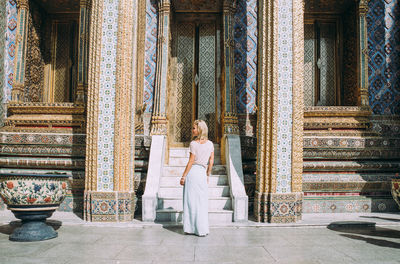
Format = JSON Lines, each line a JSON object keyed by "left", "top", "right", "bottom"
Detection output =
{"left": 189, "top": 140, "right": 214, "bottom": 168}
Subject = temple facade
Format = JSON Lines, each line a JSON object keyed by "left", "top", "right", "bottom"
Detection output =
{"left": 0, "top": 0, "right": 399, "bottom": 223}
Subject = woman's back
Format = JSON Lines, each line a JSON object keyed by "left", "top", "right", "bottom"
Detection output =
{"left": 190, "top": 140, "right": 214, "bottom": 168}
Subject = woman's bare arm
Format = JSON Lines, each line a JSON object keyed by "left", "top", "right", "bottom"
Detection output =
{"left": 206, "top": 152, "right": 214, "bottom": 183}
{"left": 180, "top": 152, "right": 195, "bottom": 186}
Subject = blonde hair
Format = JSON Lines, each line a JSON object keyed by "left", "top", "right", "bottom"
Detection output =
{"left": 193, "top": 120, "right": 208, "bottom": 140}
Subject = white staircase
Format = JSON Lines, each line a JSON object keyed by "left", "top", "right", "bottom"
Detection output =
{"left": 156, "top": 145, "right": 234, "bottom": 224}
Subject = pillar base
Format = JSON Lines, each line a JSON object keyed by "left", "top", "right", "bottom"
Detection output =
{"left": 255, "top": 191, "right": 303, "bottom": 223}
{"left": 84, "top": 191, "right": 136, "bottom": 222}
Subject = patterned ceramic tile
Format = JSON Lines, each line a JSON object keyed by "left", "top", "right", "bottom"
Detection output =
{"left": 4, "top": 0, "right": 16, "bottom": 104}
{"left": 0, "top": 0, "right": 6, "bottom": 125}
{"left": 234, "top": 0, "right": 257, "bottom": 114}
{"left": 367, "top": 0, "right": 400, "bottom": 115}
{"left": 97, "top": 0, "right": 120, "bottom": 191}
{"left": 303, "top": 196, "right": 398, "bottom": 213}
{"left": 276, "top": 0, "right": 293, "bottom": 193}
{"left": 143, "top": 0, "right": 157, "bottom": 112}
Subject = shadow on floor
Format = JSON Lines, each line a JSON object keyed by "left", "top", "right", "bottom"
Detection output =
{"left": 360, "top": 215, "right": 400, "bottom": 222}
{"left": 327, "top": 221, "right": 400, "bottom": 249}
{"left": 162, "top": 225, "right": 185, "bottom": 235}
{"left": 0, "top": 220, "right": 62, "bottom": 236}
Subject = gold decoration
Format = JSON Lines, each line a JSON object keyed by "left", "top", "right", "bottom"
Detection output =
{"left": 291, "top": 0, "right": 304, "bottom": 193}
{"left": 135, "top": 0, "right": 146, "bottom": 134}
{"left": 85, "top": 0, "right": 103, "bottom": 193}
{"left": 114, "top": 0, "right": 135, "bottom": 192}
{"left": 256, "top": 0, "right": 279, "bottom": 203}
{"left": 151, "top": 0, "right": 170, "bottom": 136}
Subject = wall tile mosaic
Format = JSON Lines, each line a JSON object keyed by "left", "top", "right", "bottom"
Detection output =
{"left": 367, "top": 0, "right": 400, "bottom": 115}
{"left": 234, "top": 0, "right": 257, "bottom": 114}
{"left": 276, "top": 0, "right": 293, "bottom": 193}
{"left": 0, "top": 0, "right": 7, "bottom": 125}
{"left": 143, "top": 0, "right": 157, "bottom": 113}
{"left": 4, "top": 0, "right": 16, "bottom": 104}
{"left": 97, "top": 0, "right": 120, "bottom": 191}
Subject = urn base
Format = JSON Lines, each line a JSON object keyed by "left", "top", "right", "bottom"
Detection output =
{"left": 10, "top": 209, "right": 57, "bottom": 242}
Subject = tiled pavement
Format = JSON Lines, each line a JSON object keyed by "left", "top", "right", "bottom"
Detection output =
{"left": 0, "top": 211, "right": 399, "bottom": 264}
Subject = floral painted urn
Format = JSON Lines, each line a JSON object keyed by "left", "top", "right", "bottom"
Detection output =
{"left": 0, "top": 173, "right": 69, "bottom": 241}
{"left": 392, "top": 174, "right": 400, "bottom": 210}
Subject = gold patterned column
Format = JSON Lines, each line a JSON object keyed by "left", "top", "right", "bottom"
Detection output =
{"left": 255, "top": 0, "right": 303, "bottom": 223}
{"left": 357, "top": 0, "right": 370, "bottom": 108}
{"left": 84, "top": 0, "right": 137, "bottom": 222}
{"left": 84, "top": 0, "right": 103, "bottom": 220}
{"left": 76, "top": 0, "right": 91, "bottom": 103}
{"left": 255, "top": 0, "right": 279, "bottom": 222}
{"left": 291, "top": 0, "right": 304, "bottom": 194}
{"left": 221, "top": 0, "right": 239, "bottom": 136}
{"left": 113, "top": 0, "right": 134, "bottom": 194}
{"left": 11, "top": 0, "right": 29, "bottom": 102}
{"left": 150, "top": 0, "right": 171, "bottom": 135}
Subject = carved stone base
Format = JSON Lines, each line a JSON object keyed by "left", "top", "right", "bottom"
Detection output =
{"left": 254, "top": 191, "right": 303, "bottom": 223}
{"left": 5, "top": 102, "right": 86, "bottom": 131}
{"left": 84, "top": 191, "right": 136, "bottom": 222}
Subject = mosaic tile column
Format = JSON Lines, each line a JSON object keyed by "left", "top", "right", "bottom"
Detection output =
{"left": 358, "top": 0, "right": 370, "bottom": 108}
{"left": 76, "top": 0, "right": 91, "bottom": 103}
{"left": 255, "top": 0, "right": 303, "bottom": 223}
{"left": 5, "top": 1, "right": 17, "bottom": 104}
{"left": 222, "top": 0, "right": 240, "bottom": 136}
{"left": 0, "top": 0, "right": 6, "bottom": 126}
{"left": 11, "top": 0, "right": 29, "bottom": 102}
{"left": 84, "top": 0, "right": 137, "bottom": 222}
{"left": 150, "top": 0, "right": 170, "bottom": 135}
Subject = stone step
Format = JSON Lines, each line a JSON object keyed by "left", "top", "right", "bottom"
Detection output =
{"left": 163, "top": 165, "right": 226, "bottom": 176}
{"left": 160, "top": 174, "right": 228, "bottom": 187}
{"left": 158, "top": 197, "right": 232, "bottom": 211}
{"left": 155, "top": 209, "right": 233, "bottom": 224}
{"left": 158, "top": 186, "right": 230, "bottom": 198}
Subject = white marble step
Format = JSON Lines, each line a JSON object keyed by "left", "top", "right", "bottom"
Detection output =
{"left": 158, "top": 186, "right": 230, "bottom": 198}
{"left": 156, "top": 209, "right": 233, "bottom": 224}
{"left": 158, "top": 197, "right": 232, "bottom": 211}
{"left": 163, "top": 165, "right": 226, "bottom": 176}
{"left": 160, "top": 174, "right": 228, "bottom": 187}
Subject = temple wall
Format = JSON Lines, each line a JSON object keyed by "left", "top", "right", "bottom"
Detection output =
{"left": 367, "top": 0, "right": 400, "bottom": 115}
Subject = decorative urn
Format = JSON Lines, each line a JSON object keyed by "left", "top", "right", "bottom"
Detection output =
{"left": 0, "top": 173, "right": 69, "bottom": 241}
{"left": 392, "top": 174, "right": 400, "bottom": 210}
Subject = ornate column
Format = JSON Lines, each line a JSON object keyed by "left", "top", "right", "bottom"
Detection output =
{"left": 11, "top": 0, "right": 29, "bottom": 102}
{"left": 358, "top": 0, "right": 370, "bottom": 108}
{"left": 255, "top": 0, "right": 303, "bottom": 223}
{"left": 222, "top": 0, "right": 239, "bottom": 136}
{"left": 76, "top": 0, "right": 91, "bottom": 103}
{"left": 150, "top": 0, "right": 171, "bottom": 135}
{"left": 84, "top": 0, "right": 137, "bottom": 222}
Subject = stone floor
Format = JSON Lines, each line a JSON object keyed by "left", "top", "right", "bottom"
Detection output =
{"left": 0, "top": 212, "right": 400, "bottom": 264}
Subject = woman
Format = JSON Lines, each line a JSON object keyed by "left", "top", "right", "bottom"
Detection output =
{"left": 180, "top": 120, "right": 214, "bottom": 236}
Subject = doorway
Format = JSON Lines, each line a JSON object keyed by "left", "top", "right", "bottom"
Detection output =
{"left": 169, "top": 16, "right": 221, "bottom": 145}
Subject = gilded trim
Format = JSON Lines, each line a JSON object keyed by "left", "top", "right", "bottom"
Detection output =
{"left": 114, "top": 0, "right": 134, "bottom": 192}
{"left": 85, "top": 0, "right": 103, "bottom": 191}
{"left": 12, "top": 1, "right": 29, "bottom": 102}
{"left": 135, "top": 0, "right": 146, "bottom": 133}
{"left": 256, "top": 0, "right": 279, "bottom": 199}
{"left": 291, "top": 0, "right": 304, "bottom": 193}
